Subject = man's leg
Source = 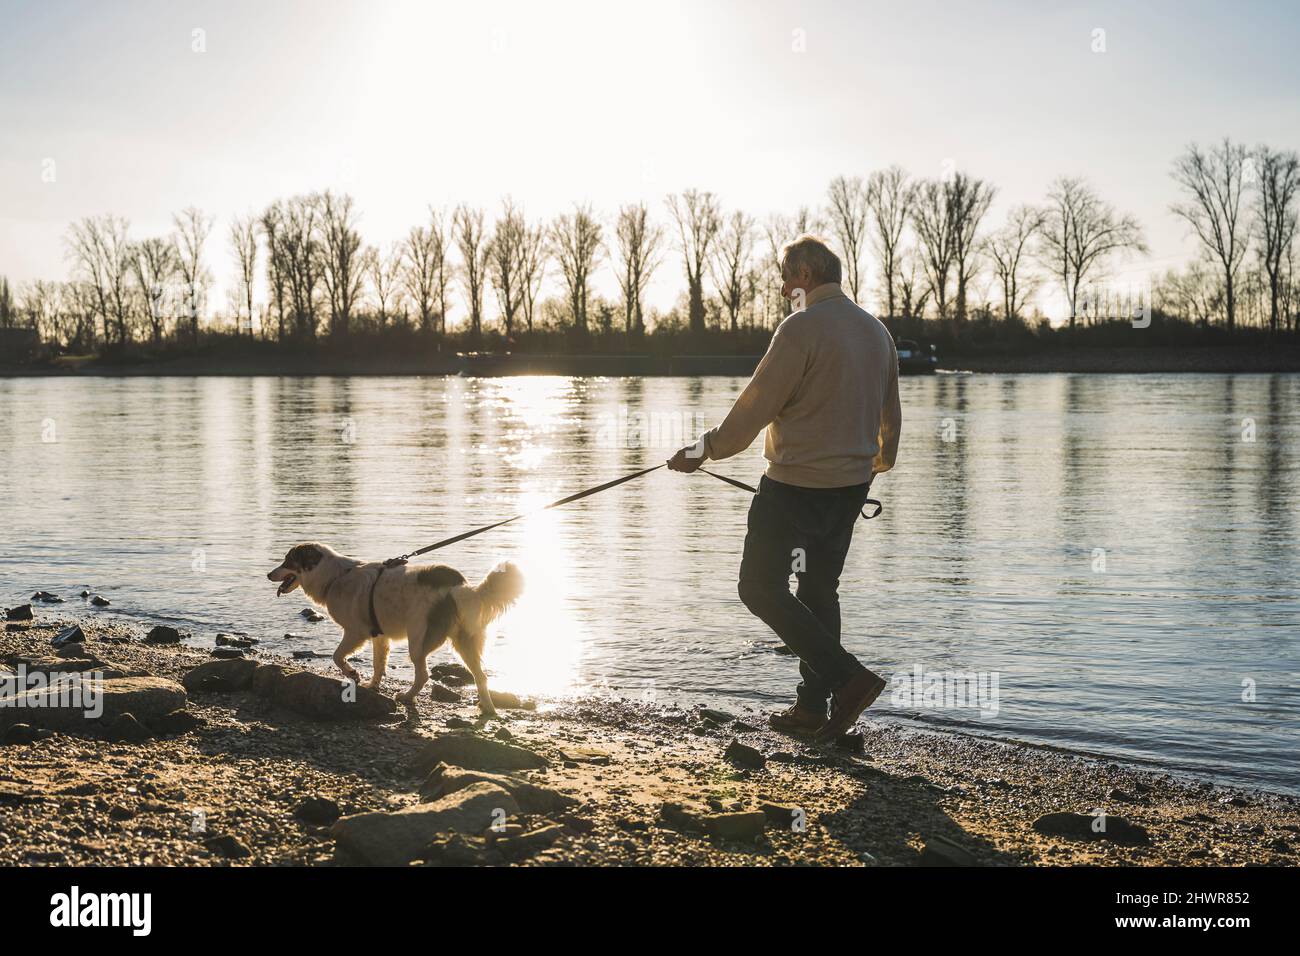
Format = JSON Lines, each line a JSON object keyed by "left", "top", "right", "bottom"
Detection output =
{"left": 791, "top": 495, "right": 860, "bottom": 712}
{"left": 738, "top": 479, "right": 865, "bottom": 702}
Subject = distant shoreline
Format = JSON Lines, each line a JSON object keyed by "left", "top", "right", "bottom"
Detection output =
{"left": 4, "top": 344, "right": 1300, "bottom": 377}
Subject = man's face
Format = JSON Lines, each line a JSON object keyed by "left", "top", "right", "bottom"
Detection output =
{"left": 781, "top": 261, "right": 814, "bottom": 303}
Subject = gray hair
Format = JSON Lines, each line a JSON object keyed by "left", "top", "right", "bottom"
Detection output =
{"left": 780, "top": 233, "right": 842, "bottom": 285}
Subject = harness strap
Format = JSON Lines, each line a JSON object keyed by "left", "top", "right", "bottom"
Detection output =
{"left": 367, "top": 565, "right": 387, "bottom": 637}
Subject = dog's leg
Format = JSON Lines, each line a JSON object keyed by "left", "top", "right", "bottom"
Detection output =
{"left": 398, "top": 653, "right": 429, "bottom": 722}
{"left": 368, "top": 637, "right": 390, "bottom": 691}
{"left": 333, "top": 630, "right": 366, "bottom": 684}
{"left": 460, "top": 630, "right": 497, "bottom": 719}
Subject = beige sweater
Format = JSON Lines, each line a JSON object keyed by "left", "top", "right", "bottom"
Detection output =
{"left": 700, "top": 283, "right": 901, "bottom": 488}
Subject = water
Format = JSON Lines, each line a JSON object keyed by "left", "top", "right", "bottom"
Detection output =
{"left": 2, "top": 373, "right": 1298, "bottom": 793}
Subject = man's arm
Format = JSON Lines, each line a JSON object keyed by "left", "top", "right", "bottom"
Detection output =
{"left": 872, "top": 339, "right": 902, "bottom": 474}
{"left": 694, "top": 323, "right": 808, "bottom": 463}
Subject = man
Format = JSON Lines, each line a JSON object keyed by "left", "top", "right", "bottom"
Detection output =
{"left": 668, "top": 234, "right": 901, "bottom": 744}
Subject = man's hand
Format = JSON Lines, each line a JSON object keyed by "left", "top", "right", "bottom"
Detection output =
{"left": 667, "top": 442, "right": 705, "bottom": 473}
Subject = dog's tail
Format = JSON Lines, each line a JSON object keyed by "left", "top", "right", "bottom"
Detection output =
{"left": 472, "top": 561, "right": 525, "bottom": 621}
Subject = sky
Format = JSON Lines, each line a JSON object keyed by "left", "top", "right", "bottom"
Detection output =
{"left": 2, "top": 0, "right": 1299, "bottom": 325}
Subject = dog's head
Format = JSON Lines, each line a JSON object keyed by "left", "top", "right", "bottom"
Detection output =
{"left": 267, "top": 543, "right": 326, "bottom": 597}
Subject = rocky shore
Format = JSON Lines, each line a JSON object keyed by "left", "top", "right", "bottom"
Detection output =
{"left": 2, "top": 607, "right": 1297, "bottom": 867}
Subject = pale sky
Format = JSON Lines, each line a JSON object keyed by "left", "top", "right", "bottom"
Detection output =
{"left": 2, "top": 0, "right": 1299, "bottom": 324}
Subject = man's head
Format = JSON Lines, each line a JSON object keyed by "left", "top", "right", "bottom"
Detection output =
{"left": 780, "top": 234, "right": 842, "bottom": 302}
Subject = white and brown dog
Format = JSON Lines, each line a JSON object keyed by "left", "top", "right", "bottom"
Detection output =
{"left": 267, "top": 543, "right": 523, "bottom": 718}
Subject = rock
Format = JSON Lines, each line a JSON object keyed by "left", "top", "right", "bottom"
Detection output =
{"left": 445, "top": 715, "right": 473, "bottom": 729}
{"left": 731, "top": 719, "right": 760, "bottom": 732}
{"left": 55, "top": 643, "right": 88, "bottom": 659}
{"left": 427, "top": 681, "right": 461, "bottom": 703}
{"left": 332, "top": 782, "right": 520, "bottom": 866}
{"left": 557, "top": 747, "right": 611, "bottom": 765}
{"left": 5, "top": 605, "right": 33, "bottom": 621}
{"left": 182, "top": 658, "right": 260, "bottom": 693}
{"left": 724, "top": 738, "right": 766, "bottom": 770}
{"left": 3, "top": 723, "right": 49, "bottom": 745}
{"left": 919, "top": 834, "right": 977, "bottom": 866}
{"left": 418, "top": 762, "right": 577, "bottom": 814}
{"left": 1032, "top": 811, "right": 1151, "bottom": 846}
{"left": 90, "top": 595, "right": 110, "bottom": 607}
{"left": 210, "top": 647, "right": 245, "bottom": 659}
{"left": 659, "top": 801, "right": 706, "bottom": 832}
{"left": 143, "top": 625, "right": 182, "bottom": 645}
{"left": 145, "top": 709, "right": 205, "bottom": 736}
{"left": 32, "top": 591, "right": 64, "bottom": 604}
{"left": 1220, "top": 795, "right": 1250, "bottom": 808}
{"left": 52, "top": 624, "right": 85, "bottom": 647}
{"left": 103, "top": 713, "right": 152, "bottom": 743}
{"left": 215, "top": 634, "right": 257, "bottom": 648}
{"left": 263, "top": 669, "right": 395, "bottom": 721}
{"left": 699, "top": 707, "right": 734, "bottom": 723}
{"left": 759, "top": 801, "right": 802, "bottom": 828}
{"left": 703, "top": 810, "right": 767, "bottom": 842}
{"left": 203, "top": 834, "right": 252, "bottom": 859}
{"left": 495, "top": 823, "right": 566, "bottom": 859}
{"left": 485, "top": 689, "right": 536, "bottom": 710}
{"left": 300, "top": 608, "right": 325, "bottom": 621}
{"left": 769, "top": 751, "right": 796, "bottom": 763}
{"left": 429, "top": 662, "right": 473, "bottom": 686}
{"left": 1108, "top": 788, "right": 1137, "bottom": 803}
{"left": 80, "top": 589, "right": 91, "bottom": 597}
{"left": 0, "top": 675, "right": 187, "bottom": 733}
{"left": 293, "top": 796, "right": 341, "bottom": 826}
{"left": 291, "top": 650, "right": 327, "bottom": 659}
{"left": 413, "top": 731, "right": 549, "bottom": 774}
{"left": 421, "top": 832, "right": 499, "bottom": 866}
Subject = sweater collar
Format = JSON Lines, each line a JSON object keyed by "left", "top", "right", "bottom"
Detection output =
{"left": 804, "top": 282, "right": 846, "bottom": 308}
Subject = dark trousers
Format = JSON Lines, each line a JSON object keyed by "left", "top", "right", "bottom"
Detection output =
{"left": 738, "top": 474, "right": 871, "bottom": 711}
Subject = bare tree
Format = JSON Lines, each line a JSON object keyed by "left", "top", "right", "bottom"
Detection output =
{"left": 278, "top": 195, "right": 322, "bottom": 337}
{"left": 1171, "top": 139, "right": 1252, "bottom": 330}
{"left": 910, "top": 180, "right": 957, "bottom": 319}
{"left": 549, "top": 203, "right": 603, "bottom": 333}
{"left": 230, "top": 214, "right": 258, "bottom": 337}
{"left": 66, "top": 215, "right": 132, "bottom": 345}
{"left": 897, "top": 247, "right": 932, "bottom": 320}
{"left": 710, "top": 210, "right": 756, "bottom": 331}
{"left": 667, "top": 189, "right": 721, "bottom": 335}
{"left": 172, "top": 206, "right": 212, "bottom": 342}
{"left": 1039, "top": 177, "right": 1147, "bottom": 327}
{"left": 1254, "top": 145, "right": 1300, "bottom": 332}
{"left": 403, "top": 223, "right": 439, "bottom": 332}
{"left": 318, "top": 190, "right": 364, "bottom": 337}
{"left": 948, "top": 173, "right": 996, "bottom": 323}
{"left": 487, "top": 198, "right": 527, "bottom": 336}
{"left": 984, "top": 205, "right": 1045, "bottom": 321}
{"left": 368, "top": 242, "right": 404, "bottom": 327}
{"left": 865, "top": 166, "right": 912, "bottom": 318}
{"left": 614, "top": 202, "right": 664, "bottom": 336}
{"left": 259, "top": 202, "right": 289, "bottom": 339}
{"left": 825, "top": 175, "right": 870, "bottom": 301}
{"left": 454, "top": 204, "right": 490, "bottom": 338}
{"left": 519, "top": 221, "right": 547, "bottom": 333}
{"left": 130, "top": 236, "right": 180, "bottom": 344}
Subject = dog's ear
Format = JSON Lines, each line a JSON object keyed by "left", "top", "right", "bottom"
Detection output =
{"left": 288, "top": 544, "right": 323, "bottom": 572}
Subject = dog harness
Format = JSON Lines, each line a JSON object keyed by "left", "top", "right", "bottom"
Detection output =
{"left": 366, "top": 565, "right": 388, "bottom": 637}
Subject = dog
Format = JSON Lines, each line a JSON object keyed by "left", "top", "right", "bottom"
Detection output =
{"left": 266, "top": 543, "right": 523, "bottom": 718}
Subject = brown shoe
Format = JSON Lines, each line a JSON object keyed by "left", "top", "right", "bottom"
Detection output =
{"left": 767, "top": 702, "right": 826, "bottom": 736}
{"left": 814, "top": 669, "right": 887, "bottom": 744}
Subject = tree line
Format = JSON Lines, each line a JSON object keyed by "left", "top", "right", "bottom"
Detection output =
{"left": 1, "top": 136, "right": 1297, "bottom": 354}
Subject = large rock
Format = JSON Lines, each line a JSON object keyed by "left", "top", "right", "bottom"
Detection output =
{"left": 724, "top": 739, "right": 766, "bottom": 770}
{"left": 143, "top": 625, "right": 182, "bottom": 645}
{"left": 331, "top": 782, "right": 519, "bottom": 866}
{"left": 180, "top": 660, "right": 395, "bottom": 721}
{"left": 5, "top": 605, "right": 33, "bottom": 621}
{"left": 182, "top": 658, "right": 260, "bottom": 692}
{"left": 1032, "top": 811, "right": 1151, "bottom": 846}
{"left": 263, "top": 669, "right": 395, "bottom": 721}
{"left": 0, "top": 675, "right": 187, "bottom": 732}
{"left": 702, "top": 810, "right": 767, "bottom": 842}
{"left": 413, "top": 731, "right": 549, "bottom": 774}
{"left": 418, "top": 762, "right": 576, "bottom": 814}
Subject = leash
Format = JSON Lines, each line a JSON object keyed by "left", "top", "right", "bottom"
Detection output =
{"left": 366, "top": 461, "right": 880, "bottom": 637}
{"left": 698, "top": 468, "right": 883, "bottom": 520}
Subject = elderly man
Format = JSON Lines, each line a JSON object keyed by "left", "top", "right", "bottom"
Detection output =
{"left": 668, "top": 234, "right": 901, "bottom": 744}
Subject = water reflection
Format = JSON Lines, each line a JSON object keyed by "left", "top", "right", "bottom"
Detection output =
{"left": 1, "top": 372, "right": 1297, "bottom": 792}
